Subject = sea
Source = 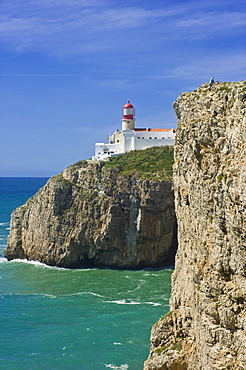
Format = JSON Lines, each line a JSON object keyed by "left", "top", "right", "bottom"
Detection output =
{"left": 0, "top": 177, "right": 172, "bottom": 370}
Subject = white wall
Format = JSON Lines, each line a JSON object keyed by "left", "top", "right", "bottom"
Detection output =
{"left": 134, "top": 138, "right": 175, "bottom": 150}
{"left": 92, "top": 129, "right": 175, "bottom": 160}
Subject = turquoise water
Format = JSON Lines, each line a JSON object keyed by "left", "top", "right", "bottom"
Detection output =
{"left": 0, "top": 178, "right": 172, "bottom": 369}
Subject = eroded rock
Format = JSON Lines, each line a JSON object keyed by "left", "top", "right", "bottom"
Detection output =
{"left": 144, "top": 81, "right": 246, "bottom": 369}
{"left": 5, "top": 159, "right": 177, "bottom": 269}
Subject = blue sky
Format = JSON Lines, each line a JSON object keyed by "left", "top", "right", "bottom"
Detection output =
{"left": 1, "top": 0, "right": 245, "bottom": 176}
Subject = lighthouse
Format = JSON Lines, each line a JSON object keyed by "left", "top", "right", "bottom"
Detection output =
{"left": 92, "top": 100, "right": 176, "bottom": 161}
{"left": 121, "top": 100, "right": 135, "bottom": 130}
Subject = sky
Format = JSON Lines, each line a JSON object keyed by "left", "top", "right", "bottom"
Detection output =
{"left": 0, "top": 0, "right": 245, "bottom": 176}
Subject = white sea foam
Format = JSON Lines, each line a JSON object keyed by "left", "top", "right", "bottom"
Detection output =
{"left": 10, "top": 258, "right": 45, "bottom": 266}
{"left": 41, "top": 293, "right": 58, "bottom": 299}
{"left": 145, "top": 301, "right": 161, "bottom": 306}
{"left": 0, "top": 222, "right": 9, "bottom": 226}
{"left": 105, "top": 364, "right": 129, "bottom": 369}
{"left": 0, "top": 257, "right": 7, "bottom": 263}
{"left": 73, "top": 292, "right": 104, "bottom": 298}
{"left": 37, "top": 291, "right": 104, "bottom": 299}
{"left": 28, "top": 353, "right": 39, "bottom": 356}
{"left": 104, "top": 299, "right": 141, "bottom": 305}
{"left": 113, "top": 343, "right": 122, "bottom": 346}
{"left": 61, "top": 291, "right": 104, "bottom": 298}
{"left": 2, "top": 292, "right": 59, "bottom": 299}
{"left": 125, "top": 285, "right": 141, "bottom": 294}
{"left": 143, "top": 272, "right": 159, "bottom": 276}
{"left": 104, "top": 299, "right": 161, "bottom": 306}
{"left": 9, "top": 259, "right": 67, "bottom": 270}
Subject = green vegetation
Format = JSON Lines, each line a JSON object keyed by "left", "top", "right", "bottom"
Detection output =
{"left": 218, "top": 86, "right": 232, "bottom": 93}
{"left": 68, "top": 160, "right": 88, "bottom": 168}
{"left": 79, "top": 188, "right": 98, "bottom": 201}
{"left": 171, "top": 343, "right": 182, "bottom": 351}
{"left": 161, "top": 310, "right": 176, "bottom": 320}
{"left": 217, "top": 173, "right": 227, "bottom": 182}
{"left": 53, "top": 173, "right": 71, "bottom": 185}
{"left": 103, "top": 146, "right": 174, "bottom": 181}
{"left": 155, "top": 346, "right": 168, "bottom": 355}
{"left": 155, "top": 342, "right": 182, "bottom": 355}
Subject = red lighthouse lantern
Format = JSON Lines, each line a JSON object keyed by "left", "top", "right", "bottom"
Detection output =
{"left": 122, "top": 100, "right": 135, "bottom": 119}
{"left": 122, "top": 100, "right": 135, "bottom": 130}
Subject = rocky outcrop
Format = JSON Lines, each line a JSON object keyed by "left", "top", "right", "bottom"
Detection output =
{"left": 5, "top": 157, "right": 177, "bottom": 269}
{"left": 144, "top": 81, "right": 246, "bottom": 369}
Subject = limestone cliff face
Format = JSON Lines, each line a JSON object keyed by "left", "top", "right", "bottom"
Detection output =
{"left": 144, "top": 81, "right": 246, "bottom": 369}
{"left": 5, "top": 160, "right": 177, "bottom": 269}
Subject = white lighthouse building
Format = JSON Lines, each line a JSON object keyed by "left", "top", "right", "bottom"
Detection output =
{"left": 92, "top": 101, "right": 176, "bottom": 161}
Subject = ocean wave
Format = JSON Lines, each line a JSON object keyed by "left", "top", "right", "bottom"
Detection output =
{"left": 0, "top": 292, "right": 61, "bottom": 301}
{"left": 103, "top": 299, "right": 161, "bottom": 306}
{"left": 69, "top": 291, "right": 104, "bottom": 298}
{"left": 8, "top": 259, "right": 96, "bottom": 272}
{"left": 0, "top": 222, "right": 9, "bottom": 226}
{"left": 42, "top": 293, "right": 58, "bottom": 299}
{"left": 145, "top": 301, "right": 161, "bottom": 306}
{"left": 52, "top": 291, "right": 105, "bottom": 299}
{"left": 104, "top": 299, "right": 141, "bottom": 305}
{"left": 105, "top": 364, "right": 129, "bottom": 370}
{"left": 125, "top": 285, "right": 141, "bottom": 294}
{"left": 0, "top": 291, "right": 105, "bottom": 301}
{"left": 0, "top": 257, "right": 7, "bottom": 263}
{"left": 9, "top": 259, "right": 67, "bottom": 270}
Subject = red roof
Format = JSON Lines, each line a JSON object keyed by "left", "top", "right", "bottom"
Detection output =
{"left": 123, "top": 100, "right": 134, "bottom": 109}
{"left": 134, "top": 128, "right": 176, "bottom": 132}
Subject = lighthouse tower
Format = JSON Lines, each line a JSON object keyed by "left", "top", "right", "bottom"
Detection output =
{"left": 92, "top": 99, "right": 176, "bottom": 161}
{"left": 121, "top": 100, "right": 135, "bottom": 130}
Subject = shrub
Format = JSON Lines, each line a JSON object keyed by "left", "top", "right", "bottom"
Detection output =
{"left": 104, "top": 146, "right": 174, "bottom": 181}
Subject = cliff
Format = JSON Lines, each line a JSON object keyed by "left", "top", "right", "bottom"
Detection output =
{"left": 5, "top": 146, "right": 177, "bottom": 269}
{"left": 144, "top": 81, "right": 246, "bottom": 369}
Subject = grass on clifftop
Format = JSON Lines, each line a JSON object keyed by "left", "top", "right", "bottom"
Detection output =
{"left": 103, "top": 146, "right": 174, "bottom": 181}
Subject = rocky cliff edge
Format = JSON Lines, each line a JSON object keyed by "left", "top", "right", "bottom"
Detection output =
{"left": 144, "top": 81, "right": 246, "bottom": 369}
{"left": 5, "top": 147, "right": 177, "bottom": 269}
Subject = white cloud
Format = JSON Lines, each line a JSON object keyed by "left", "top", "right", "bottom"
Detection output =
{"left": 0, "top": 0, "right": 245, "bottom": 59}
{"left": 177, "top": 11, "right": 246, "bottom": 31}
{"left": 0, "top": 2, "right": 166, "bottom": 55}
{"left": 159, "top": 52, "right": 246, "bottom": 82}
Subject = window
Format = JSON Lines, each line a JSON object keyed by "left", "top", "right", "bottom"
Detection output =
{"left": 154, "top": 137, "right": 157, "bottom": 139}
{"left": 137, "top": 137, "right": 140, "bottom": 139}
{"left": 149, "top": 137, "right": 152, "bottom": 139}
{"left": 142, "top": 137, "right": 144, "bottom": 139}
{"left": 117, "top": 140, "right": 119, "bottom": 143}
